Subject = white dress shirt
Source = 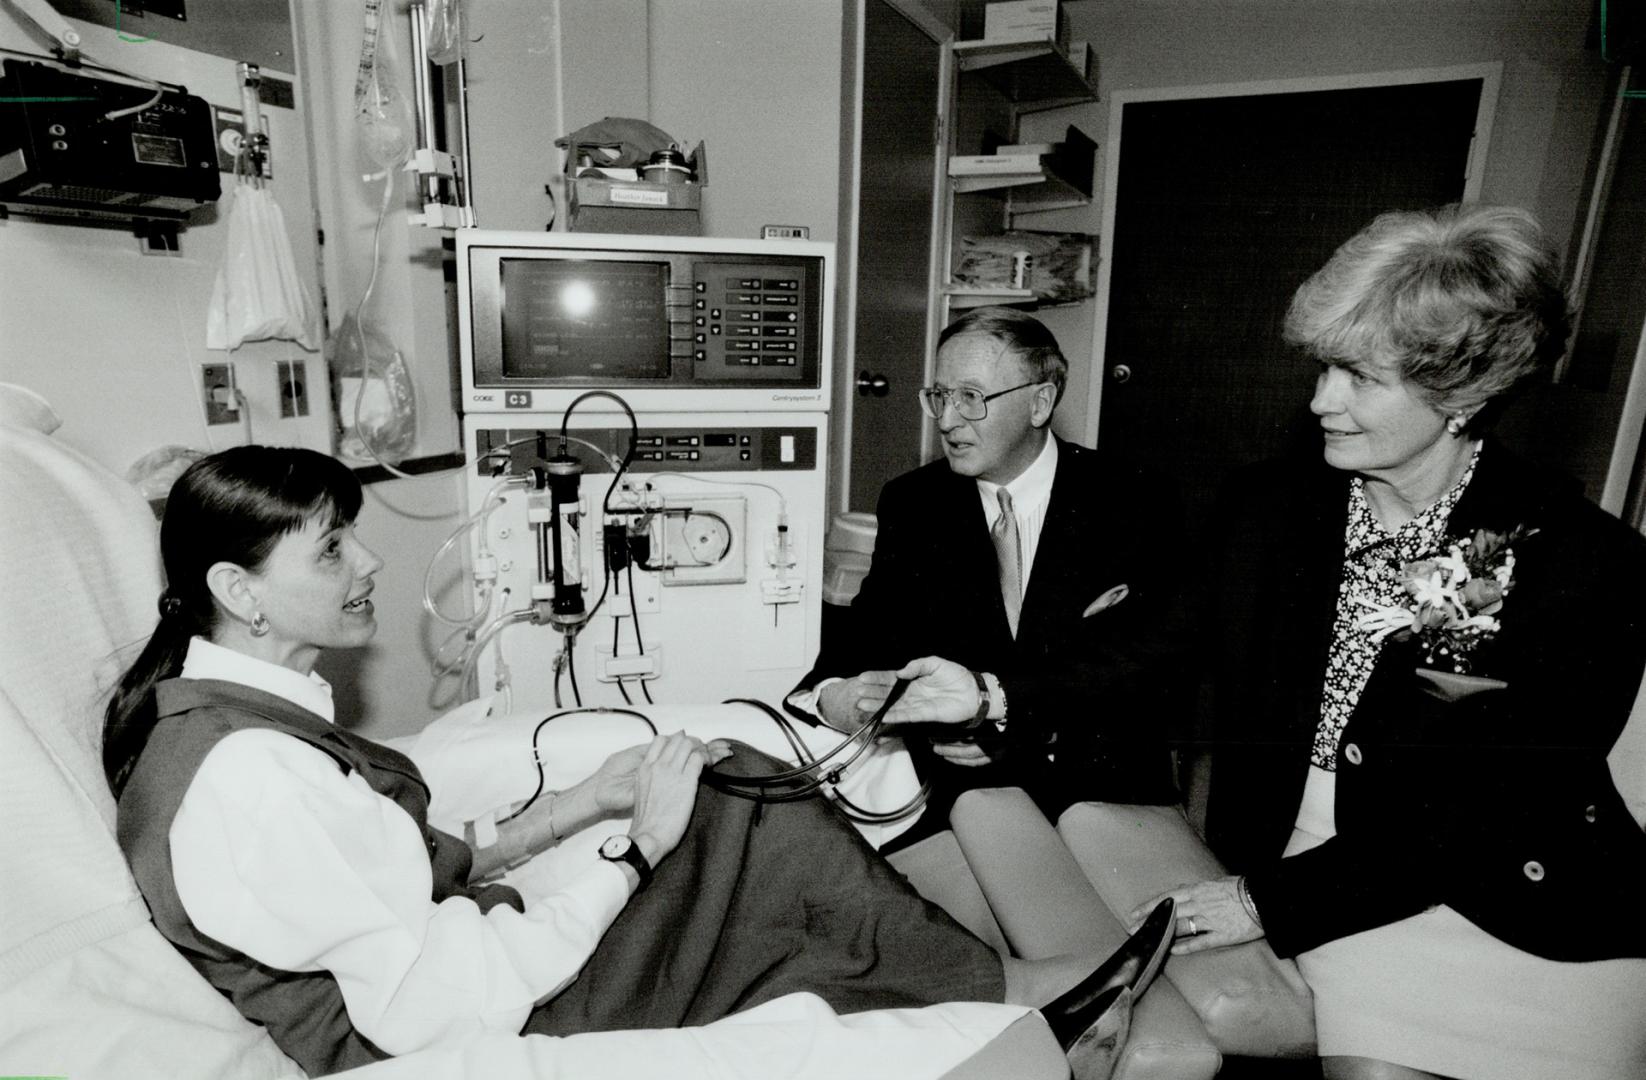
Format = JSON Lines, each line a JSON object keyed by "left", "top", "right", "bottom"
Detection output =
{"left": 975, "top": 432, "right": 1058, "bottom": 594}
{"left": 169, "top": 637, "right": 630, "bottom": 1056}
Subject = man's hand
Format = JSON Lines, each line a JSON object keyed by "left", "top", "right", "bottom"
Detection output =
{"left": 882, "top": 656, "right": 983, "bottom": 726}
{"left": 817, "top": 670, "right": 899, "bottom": 730}
{"left": 930, "top": 739, "right": 995, "bottom": 767}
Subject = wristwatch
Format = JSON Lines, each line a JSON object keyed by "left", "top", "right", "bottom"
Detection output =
{"left": 598, "top": 834, "right": 653, "bottom": 889}
{"left": 966, "top": 669, "right": 991, "bottom": 730}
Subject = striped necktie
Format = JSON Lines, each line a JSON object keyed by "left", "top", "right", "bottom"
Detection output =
{"left": 991, "top": 487, "right": 1022, "bottom": 637}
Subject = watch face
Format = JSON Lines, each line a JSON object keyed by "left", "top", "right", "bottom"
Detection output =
{"left": 600, "top": 835, "right": 631, "bottom": 859}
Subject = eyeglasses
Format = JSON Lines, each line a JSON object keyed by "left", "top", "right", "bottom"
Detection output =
{"left": 917, "top": 380, "right": 1043, "bottom": 421}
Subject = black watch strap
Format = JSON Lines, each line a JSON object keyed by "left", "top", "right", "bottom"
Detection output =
{"left": 599, "top": 834, "right": 653, "bottom": 889}
{"left": 961, "top": 670, "right": 991, "bottom": 731}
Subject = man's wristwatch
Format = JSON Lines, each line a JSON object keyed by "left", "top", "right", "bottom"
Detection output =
{"left": 967, "top": 669, "right": 991, "bottom": 730}
{"left": 598, "top": 834, "right": 653, "bottom": 889}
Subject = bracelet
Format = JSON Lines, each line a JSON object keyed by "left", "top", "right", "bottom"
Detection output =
{"left": 993, "top": 678, "right": 1008, "bottom": 733}
{"left": 1237, "top": 874, "right": 1263, "bottom": 929}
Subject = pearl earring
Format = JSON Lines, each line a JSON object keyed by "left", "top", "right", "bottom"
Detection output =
{"left": 250, "top": 612, "right": 271, "bottom": 637}
{"left": 1445, "top": 415, "right": 1465, "bottom": 437}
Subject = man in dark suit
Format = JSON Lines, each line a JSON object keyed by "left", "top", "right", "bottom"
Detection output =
{"left": 789, "top": 308, "right": 1186, "bottom": 849}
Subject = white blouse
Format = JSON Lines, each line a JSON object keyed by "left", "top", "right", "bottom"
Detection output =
{"left": 168, "top": 637, "right": 630, "bottom": 1056}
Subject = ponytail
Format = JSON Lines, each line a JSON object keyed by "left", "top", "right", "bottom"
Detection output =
{"left": 103, "top": 595, "right": 201, "bottom": 798}
{"left": 100, "top": 446, "right": 362, "bottom": 800}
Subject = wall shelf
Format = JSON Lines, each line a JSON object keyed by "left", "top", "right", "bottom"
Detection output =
{"left": 943, "top": 284, "right": 1037, "bottom": 309}
{"left": 951, "top": 36, "right": 1096, "bottom": 109}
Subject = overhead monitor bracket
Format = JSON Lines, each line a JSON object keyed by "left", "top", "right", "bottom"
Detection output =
{"left": 3, "top": 0, "right": 84, "bottom": 63}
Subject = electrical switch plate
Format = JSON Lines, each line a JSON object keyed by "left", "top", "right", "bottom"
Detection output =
{"left": 201, "top": 363, "right": 238, "bottom": 425}
{"left": 276, "top": 360, "right": 308, "bottom": 418}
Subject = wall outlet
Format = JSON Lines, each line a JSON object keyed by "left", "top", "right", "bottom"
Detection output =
{"left": 276, "top": 360, "right": 308, "bottom": 418}
{"left": 201, "top": 363, "right": 239, "bottom": 425}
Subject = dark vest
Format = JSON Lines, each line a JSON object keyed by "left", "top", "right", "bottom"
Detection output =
{"left": 116, "top": 678, "right": 524, "bottom": 1076}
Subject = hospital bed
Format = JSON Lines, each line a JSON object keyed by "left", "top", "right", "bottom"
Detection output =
{"left": 0, "top": 383, "right": 1062, "bottom": 1080}
{"left": 0, "top": 381, "right": 1320, "bottom": 1080}
{"left": 25, "top": 377, "right": 1638, "bottom": 1078}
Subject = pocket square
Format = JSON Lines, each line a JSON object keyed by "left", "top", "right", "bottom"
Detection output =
{"left": 1082, "top": 584, "right": 1130, "bottom": 618}
{"left": 1414, "top": 667, "right": 1509, "bottom": 702}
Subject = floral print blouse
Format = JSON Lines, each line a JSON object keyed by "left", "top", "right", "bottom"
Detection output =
{"left": 1313, "top": 442, "right": 1483, "bottom": 769}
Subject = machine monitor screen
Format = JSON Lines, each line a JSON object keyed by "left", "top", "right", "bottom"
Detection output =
{"left": 461, "top": 232, "right": 832, "bottom": 412}
{"left": 499, "top": 258, "right": 672, "bottom": 380}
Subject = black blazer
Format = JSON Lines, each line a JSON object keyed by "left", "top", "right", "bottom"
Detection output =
{"left": 1202, "top": 442, "right": 1646, "bottom": 962}
{"left": 796, "top": 437, "right": 1187, "bottom": 816}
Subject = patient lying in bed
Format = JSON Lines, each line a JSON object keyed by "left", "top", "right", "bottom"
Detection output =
{"left": 92, "top": 444, "right": 1161, "bottom": 1080}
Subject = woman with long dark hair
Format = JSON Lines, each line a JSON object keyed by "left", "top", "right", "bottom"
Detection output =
{"left": 106, "top": 445, "right": 1173, "bottom": 1080}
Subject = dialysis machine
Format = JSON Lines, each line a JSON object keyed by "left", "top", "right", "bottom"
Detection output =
{"left": 455, "top": 230, "right": 833, "bottom": 708}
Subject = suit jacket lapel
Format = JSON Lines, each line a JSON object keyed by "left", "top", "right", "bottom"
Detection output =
{"left": 937, "top": 465, "right": 1015, "bottom": 646}
{"left": 1282, "top": 460, "right": 1353, "bottom": 742}
{"left": 1017, "top": 438, "right": 1080, "bottom": 642}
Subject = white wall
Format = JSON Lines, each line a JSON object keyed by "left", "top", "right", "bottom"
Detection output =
{"left": 0, "top": 15, "right": 328, "bottom": 470}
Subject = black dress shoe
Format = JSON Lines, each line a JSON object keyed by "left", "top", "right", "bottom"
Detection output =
{"left": 1041, "top": 896, "right": 1176, "bottom": 1049}
{"left": 1062, "top": 985, "right": 1133, "bottom": 1080}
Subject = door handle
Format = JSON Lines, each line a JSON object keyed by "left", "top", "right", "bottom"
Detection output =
{"left": 857, "top": 371, "right": 890, "bottom": 397}
{"left": 1109, "top": 364, "right": 1132, "bottom": 384}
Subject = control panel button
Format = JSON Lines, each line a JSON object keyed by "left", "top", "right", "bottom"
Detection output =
{"left": 734, "top": 292, "right": 761, "bottom": 303}
{"left": 780, "top": 435, "right": 796, "bottom": 463}
{"left": 694, "top": 350, "right": 706, "bottom": 361}
{"left": 695, "top": 298, "right": 706, "bottom": 309}
{"left": 710, "top": 325, "right": 721, "bottom": 335}
{"left": 666, "top": 435, "right": 700, "bottom": 447}
{"left": 739, "top": 435, "right": 752, "bottom": 446}
{"left": 734, "top": 311, "right": 762, "bottom": 322}
{"left": 694, "top": 333, "right": 705, "bottom": 344}
{"left": 695, "top": 281, "right": 706, "bottom": 292}
{"left": 763, "top": 294, "right": 797, "bottom": 305}
{"left": 665, "top": 450, "right": 700, "bottom": 461}
{"left": 739, "top": 450, "right": 751, "bottom": 461}
{"left": 763, "top": 279, "right": 798, "bottom": 289}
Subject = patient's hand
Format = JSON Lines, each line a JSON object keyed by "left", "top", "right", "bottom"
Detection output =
{"left": 592, "top": 737, "right": 731, "bottom": 814}
{"left": 629, "top": 732, "right": 724, "bottom": 864}
{"left": 818, "top": 670, "right": 899, "bottom": 730}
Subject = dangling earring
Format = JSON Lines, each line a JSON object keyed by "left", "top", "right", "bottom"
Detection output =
{"left": 1445, "top": 415, "right": 1465, "bottom": 437}
{"left": 250, "top": 611, "right": 271, "bottom": 637}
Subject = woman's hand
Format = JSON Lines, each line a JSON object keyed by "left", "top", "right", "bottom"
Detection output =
{"left": 1127, "top": 876, "right": 1263, "bottom": 956}
{"left": 626, "top": 732, "right": 723, "bottom": 866}
{"left": 588, "top": 744, "right": 648, "bottom": 814}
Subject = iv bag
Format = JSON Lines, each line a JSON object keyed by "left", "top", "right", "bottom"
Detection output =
{"left": 329, "top": 311, "right": 417, "bottom": 466}
{"left": 425, "top": 0, "right": 465, "bottom": 65}
{"left": 354, "top": 0, "right": 414, "bottom": 170}
{"left": 206, "top": 184, "right": 319, "bottom": 352}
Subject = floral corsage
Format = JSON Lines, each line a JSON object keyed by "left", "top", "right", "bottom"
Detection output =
{"left": 1355, "top": 526, "right": 1534, "bottom": 673}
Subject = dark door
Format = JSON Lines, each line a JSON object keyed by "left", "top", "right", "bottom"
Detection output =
{"left": 848, "top": 0, "right": 944, "bottom": 512}
{"left": 1098, "top": 79, "right": 1483, "bottom": 532}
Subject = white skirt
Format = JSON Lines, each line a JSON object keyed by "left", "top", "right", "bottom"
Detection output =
{"left": 1287, "top": 767, "right": 1646, "bottom": 1080}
